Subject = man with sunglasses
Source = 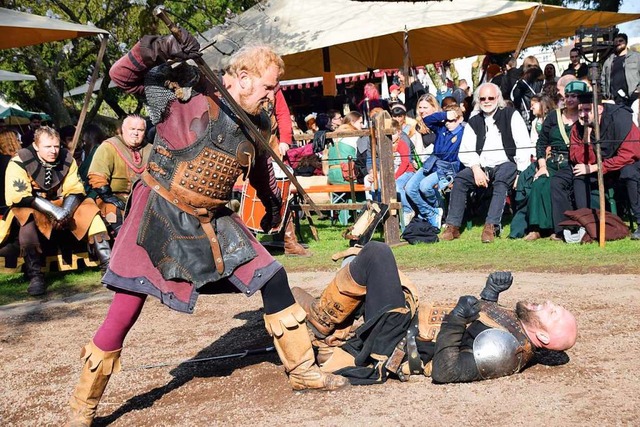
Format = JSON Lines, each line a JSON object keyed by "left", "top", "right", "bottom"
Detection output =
{"left": 602, "top": 33, "right": 640, "bottom": 108}
{"left": 441, "top": 82, "right": 533, "bottom": 243}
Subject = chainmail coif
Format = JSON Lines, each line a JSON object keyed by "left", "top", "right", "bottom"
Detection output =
{"left": 144, "top": 62, "right": 201, "bottom": 125}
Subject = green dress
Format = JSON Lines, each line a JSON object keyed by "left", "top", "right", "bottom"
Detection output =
{"left": 528, "top": 110, "right": 572, "bottom": 230}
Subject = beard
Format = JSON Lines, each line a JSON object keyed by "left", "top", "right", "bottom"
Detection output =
{"left": 515, "top": 301, "right": 542, "bottom": 328}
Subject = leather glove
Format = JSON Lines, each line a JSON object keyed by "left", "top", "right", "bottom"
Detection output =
{"left": 450, "top": 295, "right": 480, "bottom": 324}
{"left": 480, "top": 271, "right": 513, "bottom": 302}
{"left": 260, "top": 196, "right": 282, "bottom": 233}
{"left": 95, "top": 185, "right": 126, "bottom": 211}
{"left": 141, "top": 28, "right": 201, "bottom": 65}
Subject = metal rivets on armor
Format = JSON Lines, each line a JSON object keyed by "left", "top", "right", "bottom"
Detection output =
{"left": 204, "top": 171, "right": 210, "bottom": 176}
{"left": 209, "top": 182, "right": 214, "bottom": 187}
{"left": 184, "top": 172, "right": 189, "bottom": 177}
{"left": 193, "top": 176, "right": 198, "bottom": 181}
{"left": 201, "top": 159, "right": 206, "bottom": 165}
{"left": 198, "top": 188, "right": 203, "bottom": 193}
{"left": 188, "top": 164, "right": 194, "bottom": 169}
{"left": 204, "top": 151, "right": 210, "bottom": 157}
{"left": 154, "top": 185, "right": 160, "bottom": 190}
{"left": 189, "top": 184, "right": 194, "bottom": 189}
{"left": 216, "top": 165, "right": 221, "bottom": 170}
{"left": 213, "top": 173, "right": 218, "bottom": 179}
{"left": 180, "top": 180, "right": 186, "bottom": 185}
{"left": 201, "top": 179, "right": 206, "bottom": 184}
{"left": 197, "top": 167, "right": 202, "bottom": 173}
{"left": 208, "top": 162, "right": 213, "bottom": 167}
{"left": 216, "top": 184, "right": 221, "bottom": 189}
{"left": 217, "top": 135, "right": 224, "bottom": 143}
{"left": 205, "top": 191, "right": 211, "bottom": 196}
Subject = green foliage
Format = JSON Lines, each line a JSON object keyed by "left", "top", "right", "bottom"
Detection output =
{"left": 0, "top": 0, "right": 258, "bottom": 126}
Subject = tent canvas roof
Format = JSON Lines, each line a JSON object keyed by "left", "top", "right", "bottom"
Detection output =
{"left": 0, "top": 69, "right": 36, "bottom": 81}
{"left": 0, "top": 7, "right": 108, "bottom": 50}
{"left": 201, "top": 0, "right": 640, "bottom": 80}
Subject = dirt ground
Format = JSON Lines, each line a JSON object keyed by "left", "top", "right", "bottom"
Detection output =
{"left": 1, "top": 270, "right": 638, "bottom": 426}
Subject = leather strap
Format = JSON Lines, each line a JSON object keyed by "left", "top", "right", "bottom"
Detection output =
{"left": 141, "top": 170, "right": 225, "bottom": 274}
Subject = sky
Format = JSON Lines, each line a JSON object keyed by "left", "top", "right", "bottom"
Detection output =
{"left": 619, "top": 0, "right": 640, "bottom": 39}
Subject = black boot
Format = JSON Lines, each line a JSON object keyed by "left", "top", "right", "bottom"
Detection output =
{"left": 89, "top": 235, "right": 111, "bottom": 273}
{"left": 23, "top": 247, "right": 46, "bottom": 296}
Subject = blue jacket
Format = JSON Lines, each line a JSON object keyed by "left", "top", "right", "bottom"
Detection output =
{"left": 423, "top": 112, "right": 464, "bottom": 164}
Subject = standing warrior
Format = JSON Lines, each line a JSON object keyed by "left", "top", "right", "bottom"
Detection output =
{"left": 66, "top": 29, "right": 347, "bottom": 426}
{"left": 88, "top": 115, "right": 152, "bottom": 236}
{"left": 2, "top": 127, "right": 111, "bottom": 296}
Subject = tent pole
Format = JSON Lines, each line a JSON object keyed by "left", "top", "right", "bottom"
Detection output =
{"left": 403, "top": 27, "right": 410, "bottom": 85}
{"left": 69, "top": 34, "right": 109, "bottom": 155}
{"left": 513, "top": 4, "right": 541, "bottom": 60}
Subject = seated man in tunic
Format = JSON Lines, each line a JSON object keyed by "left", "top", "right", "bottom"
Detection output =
{"left": 293, "top": 242, "right": 577, "bottom": 384}
{"left": 88, "top": 114, "right": 151, "bottom": 237}
{"left": 2, "top": 126, "right": 111, "bottom": 296}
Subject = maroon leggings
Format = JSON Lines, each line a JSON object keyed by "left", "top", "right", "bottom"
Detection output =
{"left": 93, "top": 291, "right": 146, "bottom": 351}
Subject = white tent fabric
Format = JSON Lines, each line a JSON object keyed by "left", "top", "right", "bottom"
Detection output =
{"left": 0, "top": 70, "right": 36, "bottom": 81}
{"left": 64, "top": 78, "right": 116, "bottom": 97}
{"left": 0, "top": 7, "right": 108, "bottom": 50}
{"left": 200, "top": 0, "right": 640, "bottom": 80}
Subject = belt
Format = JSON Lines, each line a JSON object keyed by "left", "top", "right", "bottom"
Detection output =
{"left": 141, "top": 171, "right": 225, "bottom": 274}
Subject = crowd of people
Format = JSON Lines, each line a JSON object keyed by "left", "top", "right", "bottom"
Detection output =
{"left": 285, "top": 33, "right": 640, "bottom": 244}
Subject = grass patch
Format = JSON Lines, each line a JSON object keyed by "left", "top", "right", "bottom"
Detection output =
{"left": 2, "top": 217, "right": 637, "bottom": 306}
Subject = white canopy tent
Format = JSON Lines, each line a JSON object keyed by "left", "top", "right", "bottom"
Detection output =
{"left": 0, "top": 70, "right": 36, "bottom": 81}
{"left": 200, "top": 0, "right": 640, "bottom": 80}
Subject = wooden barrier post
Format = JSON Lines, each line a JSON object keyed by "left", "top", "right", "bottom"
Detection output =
{"left": 374, "top": 111, "right": 402, "bottom": 246}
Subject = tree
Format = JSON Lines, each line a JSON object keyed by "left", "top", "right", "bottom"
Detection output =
{"left": 0, "top": 0, "right": 257, "bottom": 127}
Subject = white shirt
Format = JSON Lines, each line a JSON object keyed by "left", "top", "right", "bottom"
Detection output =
{"left": 458, "top": 109, "right": 533, "bottom": 172}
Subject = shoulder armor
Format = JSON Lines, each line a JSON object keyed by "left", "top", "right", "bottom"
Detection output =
{"left": 473, "top": 328, "right": 522, "bottom": 380}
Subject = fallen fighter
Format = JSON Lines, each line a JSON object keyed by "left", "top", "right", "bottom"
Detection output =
{"left": 292, "top": 241, "right": 578, "bottom": 384}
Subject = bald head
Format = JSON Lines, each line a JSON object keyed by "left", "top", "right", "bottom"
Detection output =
{"left": 517, "top": 300, "right": 578, "bottom": 351}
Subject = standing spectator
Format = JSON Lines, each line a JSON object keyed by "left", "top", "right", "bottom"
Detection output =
{"left": 359, "top": 82, "right": 388, "bottom": 127}
{"left": 562, "top": 48, "right": 589, "bottom": 79}
{"left": 20, "top": 114, "right": 42, "bottom": 147}
{"left": 327, "top": 109, "right": 343, "bottom": 131}
{"left": 602, "top": 33, "right": 640, "bottom": 107}
{"left": 511, "top": 56, "right": 544, "bottom": 132}
{"left": 492, "top": 57, "right": 521, "bottom": 101}
{"left": 543, "top": 64, "right": 559, "bottom": 85}
{"left": 441, "top": 83, "right": 532, "bottom": 243}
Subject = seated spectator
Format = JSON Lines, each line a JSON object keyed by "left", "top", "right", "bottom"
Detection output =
{"left": 569, "top": 90, "right": 640, "bottom": 240}
{"left": 440, "top": 96, "right": 458, "bottom": 109}
{"left": 77, "top": 124, "right": 107, "bottom": 199}
{"left": 0, "top": 129, "right": 22, "bottom": 215}
{"left": 305, "top": 113, "right": 318, "bottom": 134}
{"left": 414, "top": 93, "right": 441, "bottom": 161}
{"left": 405, "top": 104, "right": 464, "bottom": 229}
{"left": 556, "top": 74, "right": 577, "bottom": 109}
{"left": 88, "top": 115, "right": 151, "bottom": 238}
{"left": 390, "top": 119, "right": 416, "bottom": 226}
{"left": 390, "top": 103, "right": 422, "bottom": 169}
{"left": 1, "top": 127, "right": 111, "bottom": 296}
{"left": 509, "top": 94, "right": 559, "bottom": 240}
{"left": 441, "top": 83, "right": 533, "bottom": 243}
{"left": 327, "top": 112, "right": 363, "bottom": 185}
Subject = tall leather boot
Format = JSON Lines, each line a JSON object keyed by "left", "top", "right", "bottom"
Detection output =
{"left": 89, "top": 234, "right": 111, "bottom": 273}
{"left": 283, "top": 216, "right": 311, "bottom": 257}
{"left": 291, "top": 265, "right": 365, "bottom": 337}
{"left": 264, "top": 304, "right": 349, "bottom": 391}
{"left": 23, "top": 246, "right": 46, "bottom": 296}
{"left": 68, "top": 340, "right": 121, "bottom": 427}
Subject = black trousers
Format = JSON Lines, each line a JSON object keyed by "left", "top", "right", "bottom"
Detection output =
{"left": 445, "top": 162, "right": 517, "bottom": 227}
{"left": 550, "top": 166, "right": 575, "bottom": 234}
